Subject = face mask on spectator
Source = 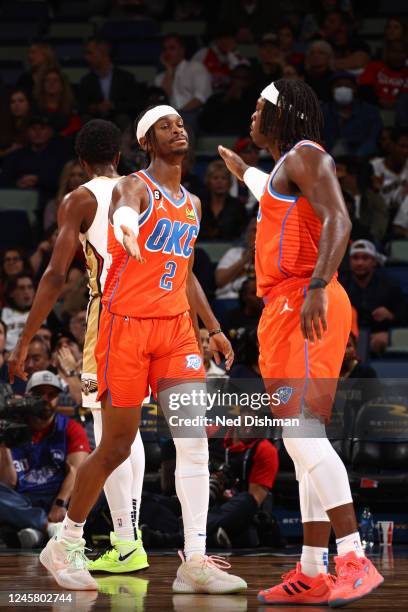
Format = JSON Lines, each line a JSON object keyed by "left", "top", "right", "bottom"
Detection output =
{"left": 333, "top": 86, "right": 353, "bottom": 105}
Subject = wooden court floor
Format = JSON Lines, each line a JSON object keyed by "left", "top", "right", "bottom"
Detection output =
{"left": 0, "top": 548, "right": 405, "bottom": 611}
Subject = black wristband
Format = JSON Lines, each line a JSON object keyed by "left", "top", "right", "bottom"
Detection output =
{"left": 208, "top": 328, "right": 222, "bottom": 337}
{"left": 54, "top": 498, "right": 68, "bottom": 508}
{"left": 309, "top": 277, "right": 328, "bottom": 290}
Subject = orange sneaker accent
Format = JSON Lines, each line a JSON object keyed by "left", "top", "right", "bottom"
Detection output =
{"left": 329, "top": 551, "right": 384, "bottom": 607}
{"left": 258, "top": 562, "right": 335, "bottom": 605}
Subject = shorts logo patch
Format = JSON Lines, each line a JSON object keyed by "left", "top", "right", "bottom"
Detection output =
{"left": 81, "top": 378, "right": 98, "bottom": 396}
{"left": 185, "top": 354, "right": 202, "bottom": 370}
{"left": 276, "top": 386, "right": 293, "bottom": 404}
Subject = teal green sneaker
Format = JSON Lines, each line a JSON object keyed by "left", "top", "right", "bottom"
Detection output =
{"left": 88, "top": 531, "right": 149, "bottom": 573}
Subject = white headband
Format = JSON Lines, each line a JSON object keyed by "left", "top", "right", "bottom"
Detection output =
{"left": 261, "top": 82, "right": 280, "bottom": 105}
{"left": 136, "top": 105, "right": 181, "bottom": 143}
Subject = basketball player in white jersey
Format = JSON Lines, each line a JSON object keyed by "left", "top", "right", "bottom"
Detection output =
{"left": 9, "top": 120, "right": 148, "bottom": 573}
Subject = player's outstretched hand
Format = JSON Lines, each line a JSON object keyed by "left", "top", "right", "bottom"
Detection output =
{"left": 121, "top": 224, "right": 146, "bottom": 263}
{"left": 210, "top": 332, "right": 234, "bottom": 371}
{"left": 300, "top": 289, "right": 328, "bottom": 343}
{"left": 8, "top": 339, "right": 29, "bottom": 383}
{"left": 218, "top": 145, "right": 248, "bottom": 182}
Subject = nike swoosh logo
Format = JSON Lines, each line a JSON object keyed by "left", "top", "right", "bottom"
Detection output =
{"left": 118, "top": 549, "right": 137, "bottom": 562}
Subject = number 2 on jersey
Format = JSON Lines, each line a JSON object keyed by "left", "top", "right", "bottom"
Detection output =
{"left": 160, "top": 260, "right": 177, "bottom": 291}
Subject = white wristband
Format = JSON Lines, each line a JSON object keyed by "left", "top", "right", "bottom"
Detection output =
{"left": 113, "top": 206, "right": 139, "bottom": 246}
{"left": 243, "top": 167, "right": 269, "bottom": 201}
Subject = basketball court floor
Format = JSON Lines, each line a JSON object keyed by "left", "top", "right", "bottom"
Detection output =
{"left": 0, "top": 547, "right": 405, "bottom": 611}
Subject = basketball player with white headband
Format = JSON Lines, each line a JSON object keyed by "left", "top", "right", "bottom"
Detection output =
{"left": 38, "top": 104, "right": 247, "bottom": 594}
{"left": 219, "top": 80, "right": 383, "bottom": 607}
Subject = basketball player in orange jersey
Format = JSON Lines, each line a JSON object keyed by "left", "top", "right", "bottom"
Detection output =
{"left": 219, "top": 79, "right": 383, "bottom": 607}
{"left": 37, "top": 105, "right": 247, "bottom": 594}
{"left": 9, "top": 119, "right": 149, "bottom": 573}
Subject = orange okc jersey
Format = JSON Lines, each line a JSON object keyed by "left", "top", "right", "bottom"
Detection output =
{"left": 255, "top": 140, "right": 327, "bottom": 298}
{"left": 103, "top": 170, "right": 199, "bottom": 317}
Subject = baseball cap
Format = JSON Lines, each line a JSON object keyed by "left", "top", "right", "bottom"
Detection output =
{"left": 349, "top": 240, "right": 386, "bottom": 264}
{"left": 26, "top": 370, "right": 62, "bottom": 393}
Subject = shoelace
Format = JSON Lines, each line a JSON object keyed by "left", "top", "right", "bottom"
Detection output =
{"left": 177, "top": 550, "right": 231, "bottom": 570}
{"left": 336, "top": 559, "right": 362, "bottom": 583}
{"left": 65, "top": 541, "right": 91, "bottom": 570}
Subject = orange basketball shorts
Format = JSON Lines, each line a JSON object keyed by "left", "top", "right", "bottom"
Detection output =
{"left": 257, "top": 278, "right": 352, "bottom": 419}
{"left": 95, "top": 307, "right": 205, "bottom": 407}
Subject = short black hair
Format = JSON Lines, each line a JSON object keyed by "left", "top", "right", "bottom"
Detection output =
{"left": 75, "top": 119, "right": 121, "bottom": 165}
{"left": 162, "top": 33, "right": 186, "bottom": 49}
{"left": 260, "top": 79, "right": 323, "bottom": 155}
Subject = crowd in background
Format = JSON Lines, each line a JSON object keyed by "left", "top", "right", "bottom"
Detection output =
{"left": 0, "top": 0, "right": 408, "bottom": 547}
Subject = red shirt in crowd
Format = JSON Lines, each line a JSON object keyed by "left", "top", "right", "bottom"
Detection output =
{"left": 359, "top": 61, "right": 408, "bottom": 106}
{"left": 32, "top": 417, "right": 90, "bottom": 454}
{"left": 224, "top": 436, "right": 279, "bottom": 489}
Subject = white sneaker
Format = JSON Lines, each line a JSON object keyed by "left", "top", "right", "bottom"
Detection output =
{"left": 18, "top": 528, "right": 43, "bottom": 548}
{"left": 172, "top": 551, "right": 247, "bottom": 594}
{"left": 39, "top": 530, "right": 97, "bottom": 590}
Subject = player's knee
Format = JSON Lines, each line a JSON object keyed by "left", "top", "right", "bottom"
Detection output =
{"left": 283, "top": 436, "right": 329, "bottom": 474}
{"left": 174, "top": 437, "right": 209, "bottom": 466}
{"left": 99, "top": 436, "right": 133, "bottom": 470}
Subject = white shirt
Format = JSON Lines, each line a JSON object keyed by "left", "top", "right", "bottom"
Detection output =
{"left": 215, "top": 246, "right": 246, "bottom": 299}
{"left": 370, "top": 157, "right": 408, "bottom": 209}
{"left": 394, "top": 194, "right": 408, "bottom": 229}
{"left": 98, "top": 69, "right": 113, "bottom": 101}
{"left": 1, "top": 307, "right": 29, "bottom": 351}
{"left": 154, "top": 59, "right": 212, "bottom": 109}
{"left": 206, "top": 360, "right": 228, "bottom": 378}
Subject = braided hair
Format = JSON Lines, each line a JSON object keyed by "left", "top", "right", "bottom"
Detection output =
{"left": 260, "top": 79, "right": 323, "bottom": 155}
{"left": 134, "top": 105, "right": 160, "bottom": 166}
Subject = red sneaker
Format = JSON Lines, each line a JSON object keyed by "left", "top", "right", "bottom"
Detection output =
{"left": 258, "top": 562, "right": 335, "bottom": 606}
{"left": 329, "top": 551, "right": 384, "bottom": 608}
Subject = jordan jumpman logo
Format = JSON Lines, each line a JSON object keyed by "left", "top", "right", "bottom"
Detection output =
{"left": 280, "top": 298, "right": 294, "bottom": 315}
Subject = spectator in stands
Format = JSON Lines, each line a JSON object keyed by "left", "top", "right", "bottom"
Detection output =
{"left": 223, "top": 277, "right": 263, "bottom": 338}
{"left": 304, "top": 40, "right": 335, "bottom": 102}
{"left": 79, "top": 37, "right": 140, "bottom": 126}
{"left": 181, "top": 146, "right": 206, "bottom": 203}
{"left": 219, "top": 0, "right": 277, "bottom": 43}
{"left": 215, "top": 217, "right": 256, "bottom": 304}
{"left": 52, "top": 265, "right": 88, "bottom": 326}
{"left": 370, "top": 127, "right": 408, "bottom": 214}
{"left": 68, "top": 310, "right": 87, "bottom": 350}
{"left": 0, "top": 249, "right": 32, "bottom": 308}
{"left": 1, "top": 274, "right": 35, "bottom": 352}
{"left": 29, "top": 224, "right": 59, "bottom": 281}
{"left": 0, "top": 114, "right": 72, "bottom": 206}
{"left": 43, "top": 161, "right": 87, "bottom": 231}
{"left": 51, "top": 332, "right": 82, "bottom": 409}
{"left": 200, "top": 328, "right": 228, "bottom": 378}
{"left": 34, "top": 67, "right": 81, "bottom": 137}
{"left": 200, "top": 63, "right": 257, "bottom": 134}
{"left": 229, "top": 326, "right": 262, "bottom": 380}
{"left": 277, "top": 23, "right": 305, "bottom": 67}
{"left": 393, "top": 194, "right": 408, "bottom": 239}
{"left": 340, "top": 240, "right": 408, "bottom": 355}
{"left": 24, "top": 336, "right": 51, "bottom": 379}
{"left": 0, "top": 320, "right": 7, "bottom": 371}
{"left": 340, "top": 332, "right": 378, "bottom": 380}
{"left": 193, "top": 23, "right": 243, "bottom": 92}
{"left": 336, "top": 157, "right": 388, "bottom": 243}
{"left": 229, "top": 139, "right": 260, "bottom": 214}
{"left": 17, "top": 41, "right": 58, "bottom": 97}
{"left": 300, "top": 0, "right": 349, "bottom": 42}
{"left": 252, "top": 33, "right": 284, "bottom": 93}
{"left": 323, "top": 72, "right": 382, "bottom": 158}
{"left": 359, "top": 40, "right": 408, "bottom": 109}
{"left": 384, "top": 16, "right": 407, "bottom": 46}
{"left": 36, "top": 325, "right": 52, "bottom": 352}
{"left": 282, "top": 63, "right": 304, "bottom": 80}
{"left": 0, "top": 370, "right": 89, "bottom": 549}
{"left": 378, "top": 126, "right": 393, "bottom": 157}
{"left": 154, "top": 34, "right": 212, "bottom": 126}
{"left": 320, "top": 10, "right": 370, "bottom": 71}
{"left": 200, "top": 160, "right": 246, "bottom": 240}
{"left": 0, "top": 89, "right": 32, "bottom": 158}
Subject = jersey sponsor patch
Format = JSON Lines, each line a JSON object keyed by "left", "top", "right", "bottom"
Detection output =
{"left": 81, "top": 378, "right": 98, "bottom": 396}
{"left": 185, "top": 354, "right": 202, "bottom": 370}
{"left": 186, "top": 206, "right": 195, "bottom": 221}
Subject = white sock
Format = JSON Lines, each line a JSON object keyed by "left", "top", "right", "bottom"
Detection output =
{"left": 130, "top": 430, "right": 145, "bottom": 531}
{"left": 61, "top": 515, "right": 85, "bottom": 541}
{"left": 301, "top": 545, "right": 329, "bottom": 577}
{"left": 174, "top": 438, "right": 209, "bottom": 561}
{"left": 336, "top": 532, "right": 365, "bottom": 558}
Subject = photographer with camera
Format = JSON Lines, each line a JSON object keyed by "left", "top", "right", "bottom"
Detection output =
{"left": 0, "top": 370, "right": 89, "bottom": 548}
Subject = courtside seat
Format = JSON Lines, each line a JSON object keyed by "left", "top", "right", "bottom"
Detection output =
{"left": 195, "top": 241, "right": 231, "bottom": 263}
{"left": 0, "top": 188, "right": 38, "bottom": 226}
{"left": 388, "top": 240, "right": 408, "bottom": 264}
{"left": 48, "top": 21, "right": 94, "bottom": 40}
{"left": 386, "top": 266, "right": 408, "bottom": 298}
{"left": 349, "top": 400, "right": 408, "bottom": 503}
{"left": 120, "top": 64, "right": 156, "bottom": 84}
{"left": 161, "top": 21, "right": 206, "bottom": 37}
{"left": 116, "top": 40, "right": 161, "bottom": 64}
{"left": 385, "top": 328, "right": 408, "bottom": 355}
